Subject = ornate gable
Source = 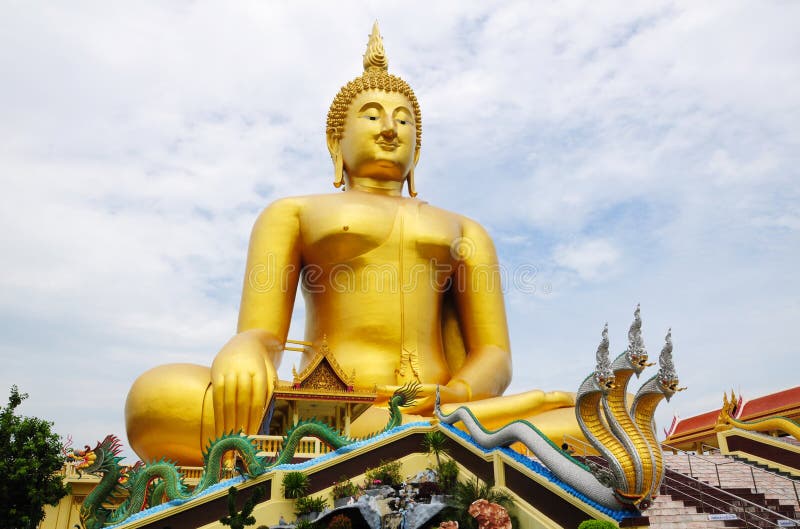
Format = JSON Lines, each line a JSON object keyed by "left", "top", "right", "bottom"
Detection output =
{"left": 291, "top": 336, "right": 355, "bottom": 391}
{"left": 298, "top": 358, "right": 348, "bottom": 392}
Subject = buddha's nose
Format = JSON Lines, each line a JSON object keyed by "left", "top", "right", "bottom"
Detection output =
{"left": 380, "top": 117, "right": 397, "bottom": 139}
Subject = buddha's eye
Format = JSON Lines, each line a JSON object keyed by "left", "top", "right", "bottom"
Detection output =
{"left": 398, "top": 119, "right": 408, "bottom": 125}
{"left": 366, "top": 116, "right": 378, "bottom": 121}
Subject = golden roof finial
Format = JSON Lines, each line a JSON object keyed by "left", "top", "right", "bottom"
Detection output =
{"left": 363, "top": 21, "right": 388, "bottom": 72}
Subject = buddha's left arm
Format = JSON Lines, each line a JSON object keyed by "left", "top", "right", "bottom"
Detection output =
{"left": 449, "top": 218, "right": 513, "bottom": 399}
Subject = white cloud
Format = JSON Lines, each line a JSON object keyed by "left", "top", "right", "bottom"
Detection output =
{"left": 0, "top": 1, "right": 798, "bottom": 462}
{"left": 554, "top": 239, "right": 621, "bottom": 281}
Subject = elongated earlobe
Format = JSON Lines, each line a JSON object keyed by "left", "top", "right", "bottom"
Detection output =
{"left": 333, "top": 150, "right": 344, "bottom": 189}
{"left": 407, "top": 148, "right": 420, "bottom": 197}
{"left": 327, "top": 134, "right": 345, "bottom": 190}
{"left": 407, "top": 167, "right": 417, "bottom": 197}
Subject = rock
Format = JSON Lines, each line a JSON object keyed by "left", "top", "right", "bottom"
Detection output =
{"left": 467, "top": 499, "right": 511, "bottom": 529}
{"left": 411, "top": 469, "right": 437, "bottom": 483}
{"left": 401, "top": 502, "right": 446, "bottom": 529}
{"left": 382, "top": 512, "right": 403, "bottom": 529}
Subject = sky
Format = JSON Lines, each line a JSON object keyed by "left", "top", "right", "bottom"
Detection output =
{"left": 1, "top": 1, "right": 798, "bottom": 462}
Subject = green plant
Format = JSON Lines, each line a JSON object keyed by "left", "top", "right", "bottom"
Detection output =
{"left": 282, "top": 471, "right": 310, "bottom": 499}
{"left": 295, "top": 495, "right": 329, "bottom": 516}
{"left": 311, "top": 495, "right": 329, "bottom": 512}
{"left": 0, "top": 386, "right": 70, "bottom": 529}
{"left": 327, "top": 514, "right": 352, "bottom": 529}
{"left": 294, "top": 521, "right": 316, "bottom": 529}
{"left": 294, "top": 496, "right": 313, "bottom": 516}
{"left": 578, "top": 521, "right": 616, "bottom": 529}
{"left": 436, "top": 459, "right": 459, "bottom": 493}
{"left": 443, "top": 478, "right": 514, "bottom": 529}
{"left": 219, "top": 485, "right": 266, "bottom": 529}
{"left": 331, "top": 476, "right": 360, "bottom": 499}
{"left": 421, "top": 430, "right": 449, "bottom": 467}
{"left": 364, "top": 459, "right": 404, "bottom": 487}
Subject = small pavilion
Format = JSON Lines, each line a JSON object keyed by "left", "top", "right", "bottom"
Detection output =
{"left": 262, "top": 338, "right": 378, "bottom": 436}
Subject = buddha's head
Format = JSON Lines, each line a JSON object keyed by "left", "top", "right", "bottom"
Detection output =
{"left": 326, "top": 23, "right": 422, "bottom": 196}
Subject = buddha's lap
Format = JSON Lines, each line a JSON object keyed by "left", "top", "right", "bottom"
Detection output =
{"left": 125, "top": 363, "right": 581, "bottom": 463}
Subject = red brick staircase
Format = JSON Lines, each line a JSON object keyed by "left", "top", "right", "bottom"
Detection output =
{"left": 562, "top": 434, "right": 800, "bottom": 527}
{"left": 652, "top": 451, "right": 800, "bottom": 528}
{"left": 647, "top": 494, "right": 737, "bottom": 529}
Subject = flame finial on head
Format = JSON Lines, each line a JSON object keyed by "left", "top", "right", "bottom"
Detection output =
{"left": 363, "top": 21, "right": 388, "bottom": 72}
{"left": 657, "top": 328, "right": 684, "bottom": 398}
{"left": 628, "top": 304, "right": 644, "bottom": 351}
{"left": 626, "top": 304, "right": 649, "bottom": 372}
{"left": 658, "top": 329, "right": 674, "bottom": 375}
{"left": 596, "top": 323, "right": 610, "bottom": 369}
{"left": 594, "top": 323, "right": 614, "bottom": 388}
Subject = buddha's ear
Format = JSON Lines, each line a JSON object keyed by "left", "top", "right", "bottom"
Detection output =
{"left": 327, "top": 134, "right": 344, "bottom": 189}
{"left": 407, "top": 147, "right": 421, "bottom": 197}
{"left": 326, "top": 133, "right": 340, "bottom": 159}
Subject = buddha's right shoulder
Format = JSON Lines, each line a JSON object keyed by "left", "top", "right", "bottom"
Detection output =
{"left": 262, "top": 196, "right": 304, "bottom": 211}
{"left": 253, "top": 194, "right": 336, "bottom": 226}
{"left": 250, "top": 197, "right": 304, "bottom": 231}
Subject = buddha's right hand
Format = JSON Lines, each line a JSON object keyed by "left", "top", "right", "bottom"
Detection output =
{"left": 211, "top": 330, "right": 280, "bottom": 438}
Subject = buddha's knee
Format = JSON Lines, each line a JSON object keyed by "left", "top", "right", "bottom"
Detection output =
{"left": 125, "top": 363, "right": 214, "bottom": 466}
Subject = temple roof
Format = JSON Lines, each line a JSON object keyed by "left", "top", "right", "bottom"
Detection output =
{"left": 664, "top": 386, "right": 800, "bottom": 450}
{"left": 664, "top": 409, "right": 721, "bottom": 441}
{"left": 739, "top": 386, "right": 800, "bottom": 421}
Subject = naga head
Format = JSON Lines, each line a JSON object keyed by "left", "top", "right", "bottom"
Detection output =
{"left": 66, "top": 435, "right": 124, "bottom": 476}
{"left": 594, "top": 323, "right": 616, "bottom": 392}
{"left": 656, "top": 329, "right": 685, "bottom": 400}
{"left": 716, "top": 390, "right": 738, "bottom": 426}
{"left": 394, "top": 381, "right": 422, "bottom": 408}
{"left": 625, "top": 304, "right": 652, "bottom": 375}
{"left": 65, "top": 443, "right": 98, "bottom": 473}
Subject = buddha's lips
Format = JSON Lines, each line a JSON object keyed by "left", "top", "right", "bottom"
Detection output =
{"left": 376, "top": 140, "right": 399, "bottom": 150}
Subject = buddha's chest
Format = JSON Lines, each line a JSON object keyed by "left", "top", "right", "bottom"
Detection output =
{"left": 300, "top": 199, "right": 461, "bottom": 267}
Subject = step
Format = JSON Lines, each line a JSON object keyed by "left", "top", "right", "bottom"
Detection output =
{"left": 639, "top": 451, "right": 800, "bottom": 525}
{"left": 646, "top": 495, "right": 739, "bottom": 529}
{"left": 667, "top": 466, "right": 800, "bottom": 512}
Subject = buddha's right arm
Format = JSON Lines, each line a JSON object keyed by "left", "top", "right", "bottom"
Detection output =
{"left": 211, "top": 198, "right": 303, "bottom": 436}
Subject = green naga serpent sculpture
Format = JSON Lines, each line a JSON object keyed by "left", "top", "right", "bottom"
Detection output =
{"left": 66, "top": 383, "right": 420, "bottom": 529}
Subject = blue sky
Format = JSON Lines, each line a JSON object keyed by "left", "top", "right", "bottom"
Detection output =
{"left": 1, "top": 1, "right": 798, "bottom": 461}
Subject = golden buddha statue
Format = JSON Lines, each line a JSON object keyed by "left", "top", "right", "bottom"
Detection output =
{"left": 125, "top": 23, "right": 578, "bottom": 466}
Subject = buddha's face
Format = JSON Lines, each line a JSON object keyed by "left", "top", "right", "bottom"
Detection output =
{"left": 335, "top": 89, "right": 418, "bottom": 184}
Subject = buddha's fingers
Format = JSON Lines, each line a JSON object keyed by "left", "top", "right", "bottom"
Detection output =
{"left": 212, "top": 373, "right": 226, "bottom": 438}
{"left": 235, "top": 373, "right": 253, "bottom": 434}
{"left": 439, "top": 389, "right": 576, "bottom": 429}
{"left": 249, "top": 374, "right": 268, "bottom": 435}
{"left": 224, "top": 373, "right": 238, "bottom": 434}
